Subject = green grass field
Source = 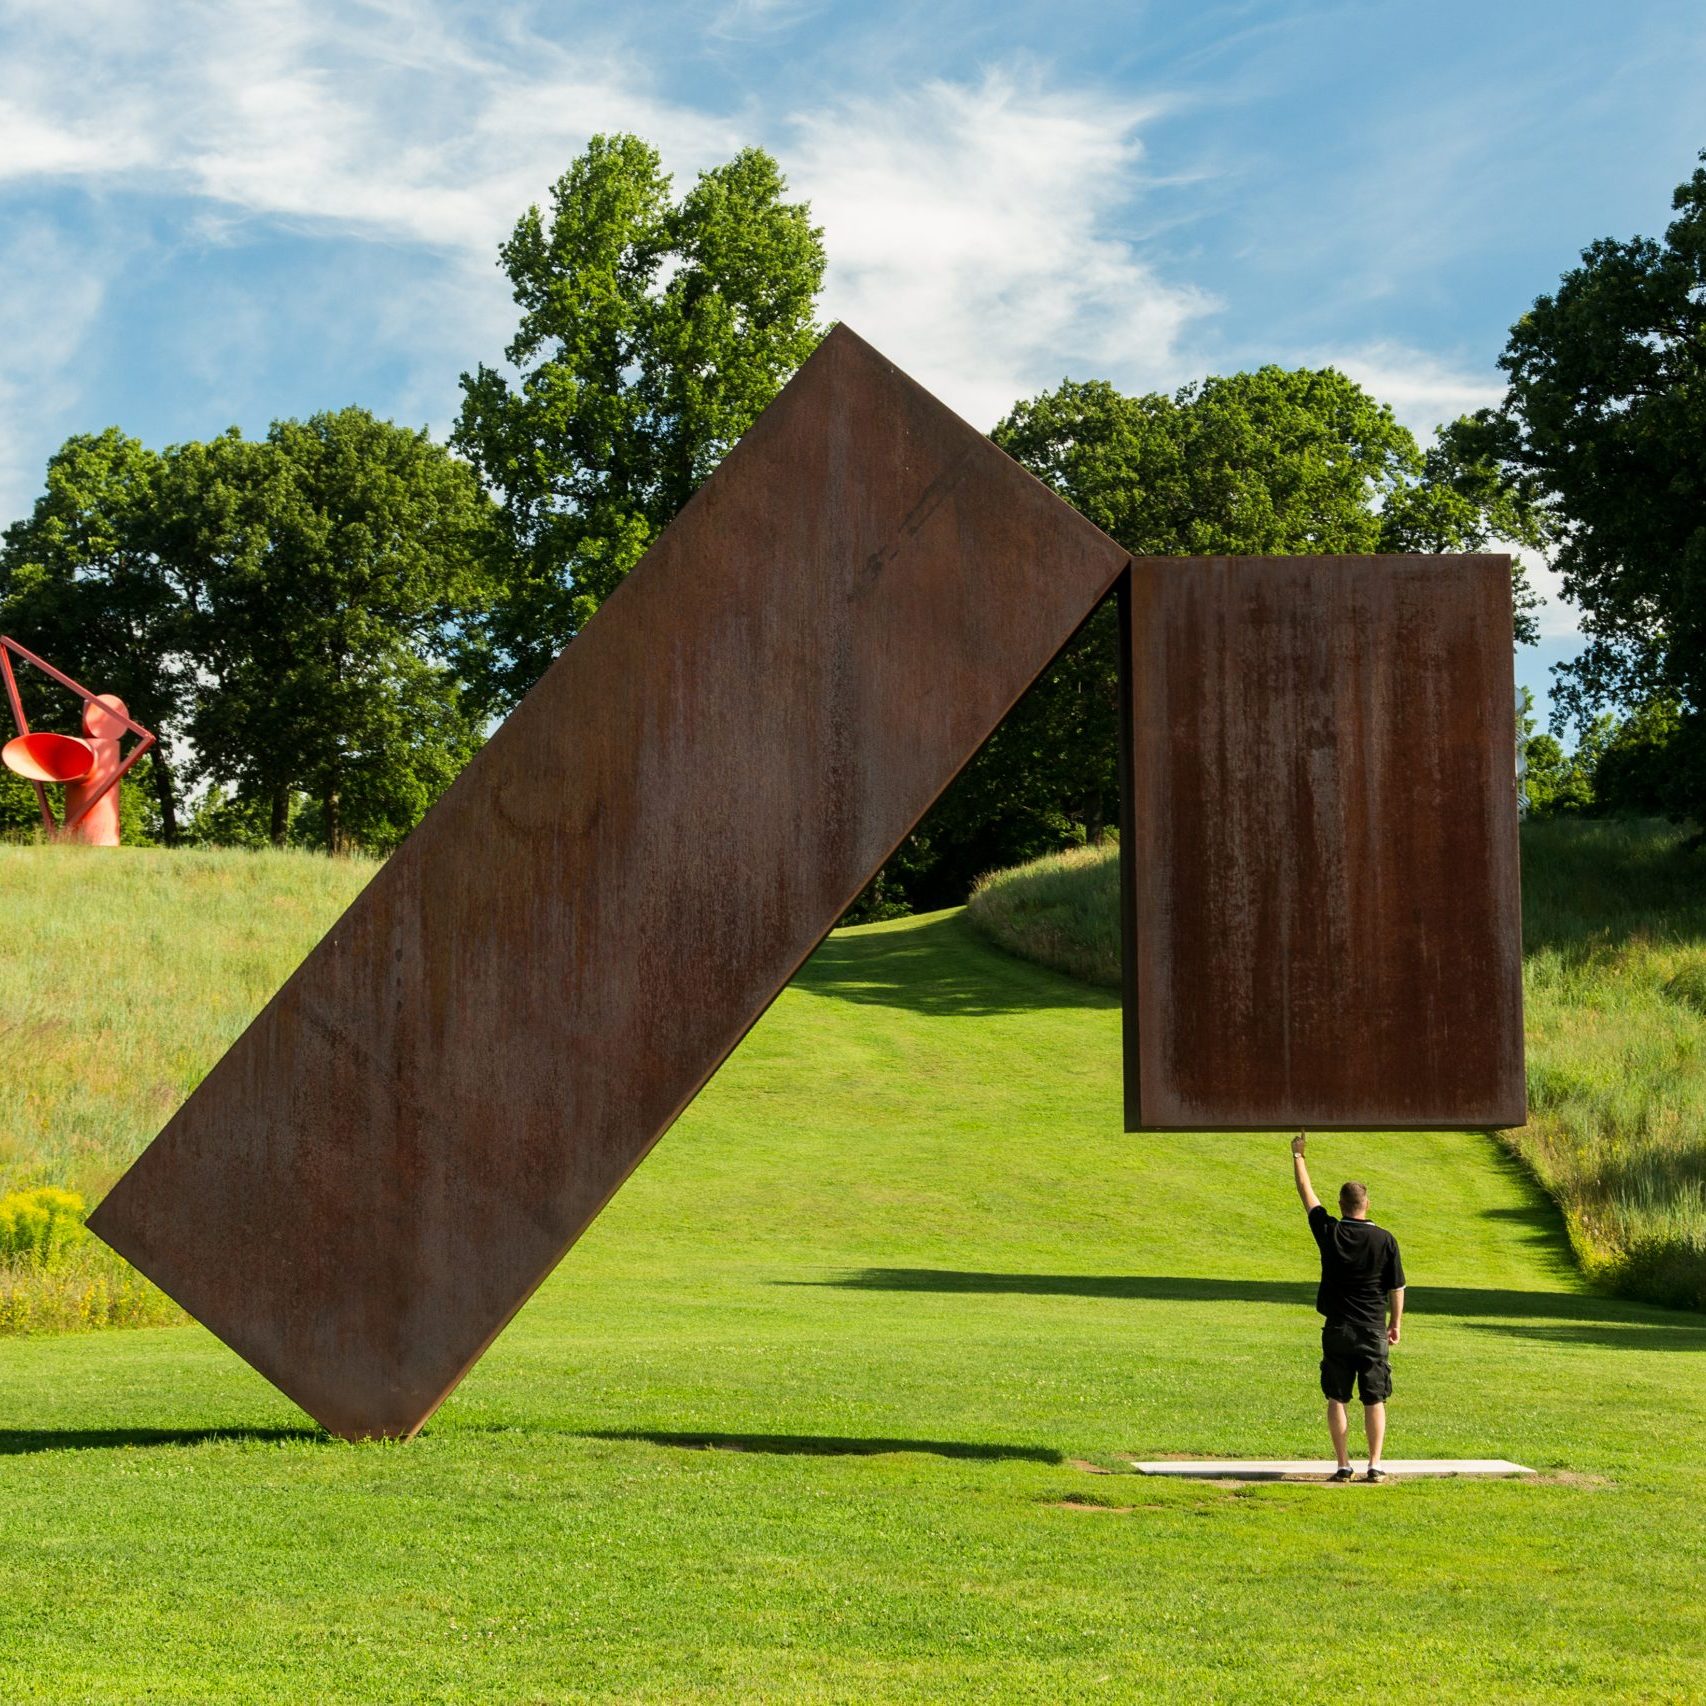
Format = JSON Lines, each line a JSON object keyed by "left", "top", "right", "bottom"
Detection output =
{"left": 0, "top": 846, "right": 1703, "bottom": 1700}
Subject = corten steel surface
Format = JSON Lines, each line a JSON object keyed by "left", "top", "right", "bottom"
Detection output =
{"left": 89, "top": 326, "right": 1131, "bottom": 1440}
{"left": 1120, "top": 555, "right": 1526, "bottom": 1131}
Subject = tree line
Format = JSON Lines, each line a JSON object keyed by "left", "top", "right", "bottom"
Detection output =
{"left": 2, "top": 135, "right": 1700, "bottom": 885}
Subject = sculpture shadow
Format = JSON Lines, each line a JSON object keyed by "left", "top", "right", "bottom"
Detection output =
{"left": 0, "top": 1424, "right": 321, "bottom": 1457}
{"left": 798, "top": 1268, "right": 1698, "bottom": 1330}
{"left": 795, "top": 912, "right": 1117, "bottom": 1018}
{"left": 1477, "top": 1200, "right": 1582, "bottom": 1279}
{"left": 588, "top": 1428, "right": 1061, "bottom": 1464}
{"left": 1463, "top": 1320, "right": 1706, "bottom": 1353}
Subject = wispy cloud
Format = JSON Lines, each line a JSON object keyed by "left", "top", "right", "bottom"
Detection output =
{"left": 1306, "top": 341, "right": 1506, "bottom": 442}
{"left": 0, "top": 2, "right": 740, "bottom": 250}
{"left": 0, "top": 220, "right": 113, "bottom": 525}
{"left": 706, "top": 0, "right": 826, "bottom": 43}
{"left": 0, "top": 3, "right": 1214, "bottom": 499}
{"left": 790, "top": 70, "right": 1213, "bottom": 426}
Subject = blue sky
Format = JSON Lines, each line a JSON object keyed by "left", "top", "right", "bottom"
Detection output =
{"left": 3, "top": 0, "right": 1703, "bottom": 724}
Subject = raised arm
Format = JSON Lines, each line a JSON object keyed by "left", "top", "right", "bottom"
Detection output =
{"left": 1291, "top": 1132, "right": 1320, "bottom": 1212}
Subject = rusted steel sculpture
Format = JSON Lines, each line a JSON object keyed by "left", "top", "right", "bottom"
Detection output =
{"left": 1120, "top": 556, "right": 1525, "bottom": 1130}
{"left": 90, "top": 327, "right": 1525, "bottom": 1440}
{"left": 1, "top": 637, "right": 156, "bottom": 845}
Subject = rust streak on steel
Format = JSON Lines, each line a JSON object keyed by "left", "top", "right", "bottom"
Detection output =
{"left": 87, "top": 326, "right": 1133, "bottom": 1440}
{"left": 1120, "top": 555, "right": 1526, "bottom": 1131}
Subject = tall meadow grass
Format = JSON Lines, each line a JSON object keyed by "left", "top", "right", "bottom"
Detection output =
{"left": 0, "top": 843, "right": 374, "bottom": 1334}
{"left": 1517, "top": 819, "right": 1706, "bottom": 1308}
{"left": 965, "top": 843, "right": 1123, "bottom": 989}
{"left": 967, "top": 821, "right": 1706, "bottom": 1309}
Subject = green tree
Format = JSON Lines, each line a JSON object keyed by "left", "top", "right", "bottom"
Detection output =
{"left": 1522, "top": 732, "right": 1592, "bottom": 817}
{"left": 1518, "top": 688, "right": 1596, "bottom": 818}
{"left": 0, "top": 768, "right": 37, "bottom": 837}
{"left": 159, "top": 410, "right": 497, "bottom": 852}
{"left": 1591, "top": 696, "right": 1684, "bottom": 818}
{"left": 0, "top": 429, "right": 193, "bottom": 839}
{"left": 454, "top": 134, "right": 826, "bottom": 707}
{"left": 1491, "top": 150, "right": 1706, "bottom": 826}
{"left": 855, "top": 367, "right": 1545, "bottom": 912}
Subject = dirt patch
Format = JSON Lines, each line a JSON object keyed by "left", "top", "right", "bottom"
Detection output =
{"left": 1053, "top": 1499, "right": 1137, "bottom": 1515}
{"left": 1068, "top": 1458, "right": 1118, "bottom": 1475}
{"left": 1533, "top": 1469, "right": 1614, "bottom": 1488}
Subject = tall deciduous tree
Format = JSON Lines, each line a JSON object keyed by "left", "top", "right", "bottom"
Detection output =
{"left": 0, "top": 429, "right": 193, "bottom": 839}
{"left": 454, "top": 134, "right": 826, "bottom": 707}
{"left": 159, "top": 410, "right": 497, "bottom": 852}
{"left": 1488, "top": 151, "right": 1706, "bottom": 827}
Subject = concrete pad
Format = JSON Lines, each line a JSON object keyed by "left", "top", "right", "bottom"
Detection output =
{"left": 1131, "top": 1459, "right": 1533, "bottom": 1481}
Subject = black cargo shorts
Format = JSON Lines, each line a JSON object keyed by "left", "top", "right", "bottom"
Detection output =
{"left": 1319, "top": 1320, "right": 1392, "bottom": 1404}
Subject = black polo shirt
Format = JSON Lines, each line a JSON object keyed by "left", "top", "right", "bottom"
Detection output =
{"left": 1308, "top": 1205, "right": 1405, "bottom": 1334}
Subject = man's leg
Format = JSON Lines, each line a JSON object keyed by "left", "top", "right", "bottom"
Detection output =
{"left": 1326, "top": 1399, "right": 1351, "bottom": 1468}
{"left": 1363, "top": 1401, "right": 1386, "bottom": 1467}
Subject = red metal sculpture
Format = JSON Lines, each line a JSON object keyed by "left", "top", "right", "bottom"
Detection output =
{"left": 1, "top": 637, "right": 155, "bottom": 846}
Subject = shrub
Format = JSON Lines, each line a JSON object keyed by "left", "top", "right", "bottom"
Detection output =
{"left": 0, "top": 1186, "right": 89, "bottom": 1268}
{"left": 0, "top": 1185, "right": 181, "bottom": 1335}
{"left": 0, "top": 1238, "right": 182, "bottom": 1335}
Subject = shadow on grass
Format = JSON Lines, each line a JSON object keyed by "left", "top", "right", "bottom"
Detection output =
{"left": 1464, "top": 1321, "right": 1706, "bottom": 1352}
{"left": 0, "top": 1425, "right": 320, "bottom": 1456}
{"left": 1519, "top": 819, "right": 1706, "bottom": 957}
{"left": 1479, "top": 1200, "right": 1582, "bottom": 1278}
{"left": 589, "top": 1428, "right": 1061, "bottom": 1464}
{"left": 793, "top": 1268, "right": 1700, "bottom": 1327}
{"left": 795, "top": 912, "right": 1116, "bottom": 1017}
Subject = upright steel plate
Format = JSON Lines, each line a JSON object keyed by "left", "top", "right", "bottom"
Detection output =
{"left": 1121, "top": 555, "right": 1525, "bottom": 1131}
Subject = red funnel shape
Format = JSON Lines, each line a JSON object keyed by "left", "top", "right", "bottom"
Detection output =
{"left": 3, "top": 731, "right": 94, "bottom": 784}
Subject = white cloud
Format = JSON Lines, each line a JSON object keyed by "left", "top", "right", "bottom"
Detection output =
{"left": 789, "top": 71, "right": 1214, "bottom": 426}
{"left": 0, "top": 97, "right": 150, "bottom": 178}
{"left": 0, "top": 221, "right": 113, "bottom": 525}
{"left": 0, "top": 7, "right": 1215, "bottom": 471}
{"left": 706, "top": 0, "right": 825, "bottom": 42}
{"left": 1517, "top": 545, "right": 1583, "bottom": 643}
{"left": 0, "top": 2, "right": 741, "bottom": 252}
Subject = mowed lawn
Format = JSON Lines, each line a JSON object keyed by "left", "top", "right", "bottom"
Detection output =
{"left": 0, "top": 863, "right": 1703, "bottom": 1702}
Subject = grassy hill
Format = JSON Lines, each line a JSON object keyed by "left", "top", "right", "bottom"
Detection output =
{"left": 967, "top": 821, "right": 1706, "bottom": 1311}
{"left": 0, "top": 846, "right": 377, "bottom": 1331}
{"left": 0, "top": 845, "right": 1702, "bottom": 1699}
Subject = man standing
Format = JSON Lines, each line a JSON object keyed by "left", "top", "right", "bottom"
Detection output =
{"left": 1291, "top": 1133, "right": 1406, "bottom": 1482}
